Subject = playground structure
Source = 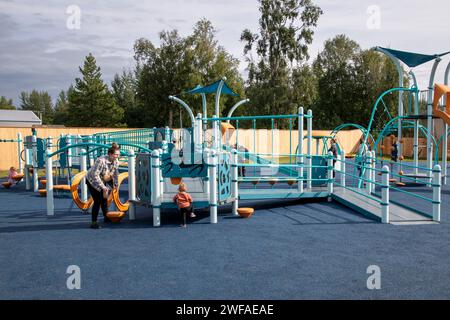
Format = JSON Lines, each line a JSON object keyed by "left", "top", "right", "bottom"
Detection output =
{"left": 1, "top": 47, "right": 448, "bottom": 227}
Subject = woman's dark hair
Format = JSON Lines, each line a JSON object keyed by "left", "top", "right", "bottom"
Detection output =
{"left": 108, "top": 143, "right": 120, "bottom": 155}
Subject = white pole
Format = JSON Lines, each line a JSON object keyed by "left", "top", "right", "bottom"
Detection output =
{"left": 17, "top": 133, "right": 23, "bottom": 174}
{"left": 432, "top": 165, "right": 441, "bottom": 222}
{"left": 298, "top": 107, "right": 304, "bottom": 193}
{"left": 327, "top": 151, "right": 333, "bottom": 196}
{"left": 25, "top": 140, "right": 31, "bottom": 190}
{"left": 365, "top": 151, "right": 372, "bottom": 194}
{"left": 88, "top": 136, "right": 94, "bottom": 167}
{"left": 371, "top": 151, "right": 376, "bottom": 194}
{"left": 151, "top": 149, "right": 161, "bottom": 227}
{"left": 209, "top": 149, "right": 218, "bottom": 224}
{"left": 204, "top": 149, "right": 210, "bottom": 200}
{"left": 414, "top": 120, "right": 419, "bottom": 177}
{"left": 307, "top": 109, "right": 313, "bottom": 190}
{"left": 80, "top": 149, "right": 88, "bottom": 202}
{"left": 66, "top": 135, "right": 72, "bottom": 184}
{"left": 427, "top": 58, "right": 442, "bottom": 181}
{"left": 231, "top": 149, "right": 239, "bottom": 216}
{"left": 212, "top": 116, "right": 219, "bottom": 150}
{"left": 381, "top": 165, "right": 390, "bottom": 224}
{"left": 443, "top": 125, "right": 448, "bottom": 185}
{"left": 46, "top": 148, "right": 54, "bottom": 216}
{"left": 159, "top": 148, "right": 164, "bottom": 197}
{"left": 341, "top": 149, "right": 346, "bottom": 188}
{"left": 195, "top": 113, "right": 203, "bottom": 162}
{"left": 128, "top": 150, "right": 136, "bottom": 221}
{"left": 32, "top": 135, "right": 39, "bottom": 192}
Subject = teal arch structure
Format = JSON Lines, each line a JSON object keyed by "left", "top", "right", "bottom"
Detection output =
{"left": 331, "top": 123, "right": 376, "bottom": 150}
{"left": 362, "top": 87, "right": 419, "bottom": 149}
{"left": 372, "top": 117, "right": 438, "bottom": 156}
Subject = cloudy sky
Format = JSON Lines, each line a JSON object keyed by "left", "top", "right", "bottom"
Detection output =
{"left": 1, "top": 0, "right": 450, "bottom": 106}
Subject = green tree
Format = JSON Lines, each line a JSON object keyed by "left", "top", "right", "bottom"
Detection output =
{"left": 53, "top": 88, "right": 72, "bottom": 125}
{"left": 19, "top": 90, "right": 54, "bottom": 124}
{"left": 311, "top": 35, "right": 403, "bottom": 130}
{"left": 68, "top": 53, "right": 124, "bottom": 127}
{"left": 111, "top": 70, "right": 137, "bottom": 127}
{"left": 241, "top": 0, "right": 322, "bottom": 127}
{"left": 0, "top": 96, "right": 15, "bottom": 110}
{"left": 312, "top": 35, "right": 361, "bottom": 128}
{"left": 134, "top": 19, "right": 244, "bottom": 128}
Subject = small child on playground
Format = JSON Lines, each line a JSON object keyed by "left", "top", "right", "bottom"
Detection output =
{"left": 173, "top": 183, "right": 196, "bottom": 228}
{"left": 390, "top": 134, "right": 399, "bottom": 172}
{"left": 7, "top": 166, "right": 19, "bottom": 185}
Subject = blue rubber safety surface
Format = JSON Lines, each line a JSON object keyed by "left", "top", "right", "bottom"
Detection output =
{"left": 0, "top": 172, "right": 449, "bottom": 300}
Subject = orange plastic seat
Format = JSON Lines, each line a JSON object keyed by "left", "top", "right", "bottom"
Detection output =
{"left": 53, "top": 185, "right": 71, "bottom": 192}
{"left": 106, "top": 211, "right": 126, "bottom": 223}
{"left": 396, "top": 182, "right": 406, "bottom": 187}
{"left": 170, "top": 177, "right": 182, "bottom": 185}
{"left": 112, "top": 172, "right": 129, "bottom": 212}
{"left": 237, "top": 207, "right": 254, "bottom": 218}
{"left": 2, "top": 182, "right": 12, "bottom": 189}
{"left": 12, "top": 174, "right": 24, "bottom": 182}
{"left": 38, "top": 189, "right": 47, "bottom": 196}
{"left": 71, "top": 171, "right": 94, "bottom": 211}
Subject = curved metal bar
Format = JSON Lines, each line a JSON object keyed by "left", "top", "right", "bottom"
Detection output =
{"left": 168, "top": 96, "right": 195, "bottom": 127}
{"left": 226, "top": 99, "right": 250, "bottom": 123}
{"left": 373, "top": 117, "right": 437, "bottom": 154}
{"left": 214, "top": 77, "right": 226, "bottom": 117}
{"left": 48, "top": 142, "right": 110, "bottom": 158}
{"left": 331, "top": 123, "right": 375, "bottom": 147}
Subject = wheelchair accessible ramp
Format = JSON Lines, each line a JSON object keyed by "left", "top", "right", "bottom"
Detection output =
{"left": 332, "top": 187, "right": 435, "bottom": 225}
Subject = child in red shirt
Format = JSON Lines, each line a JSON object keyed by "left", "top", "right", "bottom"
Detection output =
{"left": 173, "top": 183, "right": 196, "bottom": 228}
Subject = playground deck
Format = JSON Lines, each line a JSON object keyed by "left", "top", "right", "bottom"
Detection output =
{"left": 0, "top": 175, "right": 448, "bottom": 300}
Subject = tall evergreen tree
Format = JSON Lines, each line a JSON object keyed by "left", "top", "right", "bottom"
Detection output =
{"left": 68, "top": 53, "right": 124, "bottom": 127}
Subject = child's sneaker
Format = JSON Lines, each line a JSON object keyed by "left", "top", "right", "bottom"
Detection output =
{"left": 90, "top": 222, "right": 101, "bottom": 229}
{"left": 190, "top": 213, "right": 196, "bottom": 218}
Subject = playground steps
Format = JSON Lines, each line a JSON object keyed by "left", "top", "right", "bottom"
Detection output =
{"left": 332, "top": 187, "right": 433, "bottom": 224}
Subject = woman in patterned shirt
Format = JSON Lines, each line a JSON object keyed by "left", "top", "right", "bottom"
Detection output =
{"left": 86, "top": 143, "right": 120, "bottom": 229}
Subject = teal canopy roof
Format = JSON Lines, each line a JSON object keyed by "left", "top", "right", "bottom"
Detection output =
{"left": 186, "top": 80, "right": 239, "bottom": 96}
{"left": 376, "top": 47, "right": 450, "bottom": 68}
